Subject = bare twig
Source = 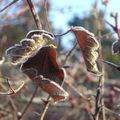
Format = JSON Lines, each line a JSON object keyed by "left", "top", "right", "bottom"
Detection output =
{"left": 0, "top": 78, "right": 24, "bottom": 95}
{"left": 106, "top": 13, "right": 120, "bottom": 40}
{"left": 0, "top": 0, "right": 19, "bottom": 13}
{"left": 8, "top": 96, "right": 18, "bottom": 120}
{"left": 96, "top": 31, "right": 115, "bottom": 40}
{"left": 54, "top": 28, "right": 72, "bottom": 37}
{"left": 102, "top": 60, "right": 120, "bottom": 71}
{"left": 65, "top": 80, "right": 87, "bottom": 100}
{"left": 18, "top": 86, "right": 38, "bottom": 120}
{"left": 40, "top": 97, "right": 51, "bottom": 120}
{"left": 8, "top": 96, "right": 18, "bottom": 112}
{"left": 62, "top": 42, "right": 77, "bottom": 65}
{"left": 93, "top": 75, "right": 103, "bottom": 120}
{"left": 26, "top": 0, "right": 42, "bottom": 30}
{"left": 104, "top": 106, "right": 120, "bottom": 118}
{"left": 43, "top": 0, "right": 51, "bottom": 31}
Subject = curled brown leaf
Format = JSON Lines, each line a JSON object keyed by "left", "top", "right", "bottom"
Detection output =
{"left": 21, "top": 45, "right": 65, "bottom": 85}
{"left": 6, "top": 30, "right": 55, "bottom": 65}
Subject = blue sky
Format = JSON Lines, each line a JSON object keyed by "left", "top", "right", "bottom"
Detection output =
{"left": 0, "top": 0, "right": 120, "bottom": 49}
{"left": 49, "top": 0, "right": 120, "bottom": 49}
{"left": 50, "top": 0, "right": 120, "bottom": 29}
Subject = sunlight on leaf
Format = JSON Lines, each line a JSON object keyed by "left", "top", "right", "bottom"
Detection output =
{"left": 71, "top": 26, "right": 100, "bottom": 75}
{"left": 34, "top": 76, "right": 69, "bottom": 102}
{"left": 5, "top": 30, "right": 55, "bottom": 65}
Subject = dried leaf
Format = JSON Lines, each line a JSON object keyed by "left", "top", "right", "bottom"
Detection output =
{"left": 6, "top": 45, "right": 31, "bottom": 64}
{"left": 34, "top": 76, "right": 69, "bottom": 102}
{"left": 71, "top": 26, "right": 100, "bottom": 74}
{"left": 112, "top": 40, "right": 120, "bottom": 54}
{"left": 21, "top": 45, "right": 65, "bottom": 85}
{"left": 6, "top": 30, "right": 55, "bottom": 65}
{"left": 20, "top": 39, "right": 36, "bottom": 48}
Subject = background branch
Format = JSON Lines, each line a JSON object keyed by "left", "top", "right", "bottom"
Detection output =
{"left": 26, "top": 0, "right": 42, "bottom": 30}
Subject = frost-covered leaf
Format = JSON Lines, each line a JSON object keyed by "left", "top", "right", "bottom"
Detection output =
{"left": 71, "top": 26, "right": 100, "bottom": 74}
{"left": 21, "top": 45, "right": 65, "bottom": 85}
{"left": 5, "top": 30, "right": 55, "bottom": 65}
{"left": 34, "top": 76, "right": 69, "bottom": 102}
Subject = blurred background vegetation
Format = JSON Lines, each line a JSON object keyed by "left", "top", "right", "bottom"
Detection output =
{"left": 0, "top": 0, "right": 120, "bottom": 120}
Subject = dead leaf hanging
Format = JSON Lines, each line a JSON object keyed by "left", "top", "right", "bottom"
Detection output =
{"left": 71, "top": 26, "right": 100, "bottom": 74}
{"left": 5, "top": 30, "right": 68, "bottom": 102}
{"left": 34, "top": 76, "right": 69, "bottom": 102}
{"left": 112, "top": 40, "right": 120, "bottom": 54}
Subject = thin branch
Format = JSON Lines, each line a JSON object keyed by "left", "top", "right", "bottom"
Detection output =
{"left": 96, "top": 31, "right": 115, "bottom": 40}
{"left": 43, "top": 0, "right": 51, "bottom": 31}
{"left": 65, "top": 80, "right": 87, "bottom": 100}
{"left": 54, "top": 29, "right": 72, "bottom": 37}
{"left": 26, "top": 0, "right": 42, "bottom": 30}
{"left": 62, "top": 42, "right": 77, "bottom": 65}
{"left": 114, "top": 13, "right": 120, "bottom": 40}
{"left": 8, "top": 96, "right": 18, "bottom": 112}
{"left": 8, "top": 96, "right": 18, "bottom": 120}
{"left": 93, "top": 8, "right": 106, "bottom": 119}
{"left": 94, "top": 75, "right": 103, "bottom": 120}
{"left": 0, "top": 0, "right": 19, "bottom": 13}
{"left": 106, "top": 14, "right": 120, "bottom": 40}
{"left": 102, "top": 60, "right": 120, "bottom": 71}
{"left": 0, "top": 78, "right": 24, "bottom": 95}
{"left": 18, "top": 86, "right": 38, "bottom": 120}
{"left": 104, "top": 106, "right": 120, "bottom": 118}
{"left": 40, "top": 97, "right": 51, "bottom": 120}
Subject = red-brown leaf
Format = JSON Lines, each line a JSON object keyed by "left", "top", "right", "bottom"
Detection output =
{"left": 71, "top": 26, "right": 100, "bottom": 75}
{"left": 21, "top": 45, "right": 65, "bottom": 85}
{"left": 34, "top": 76, "right": 69, "bottom": 102}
